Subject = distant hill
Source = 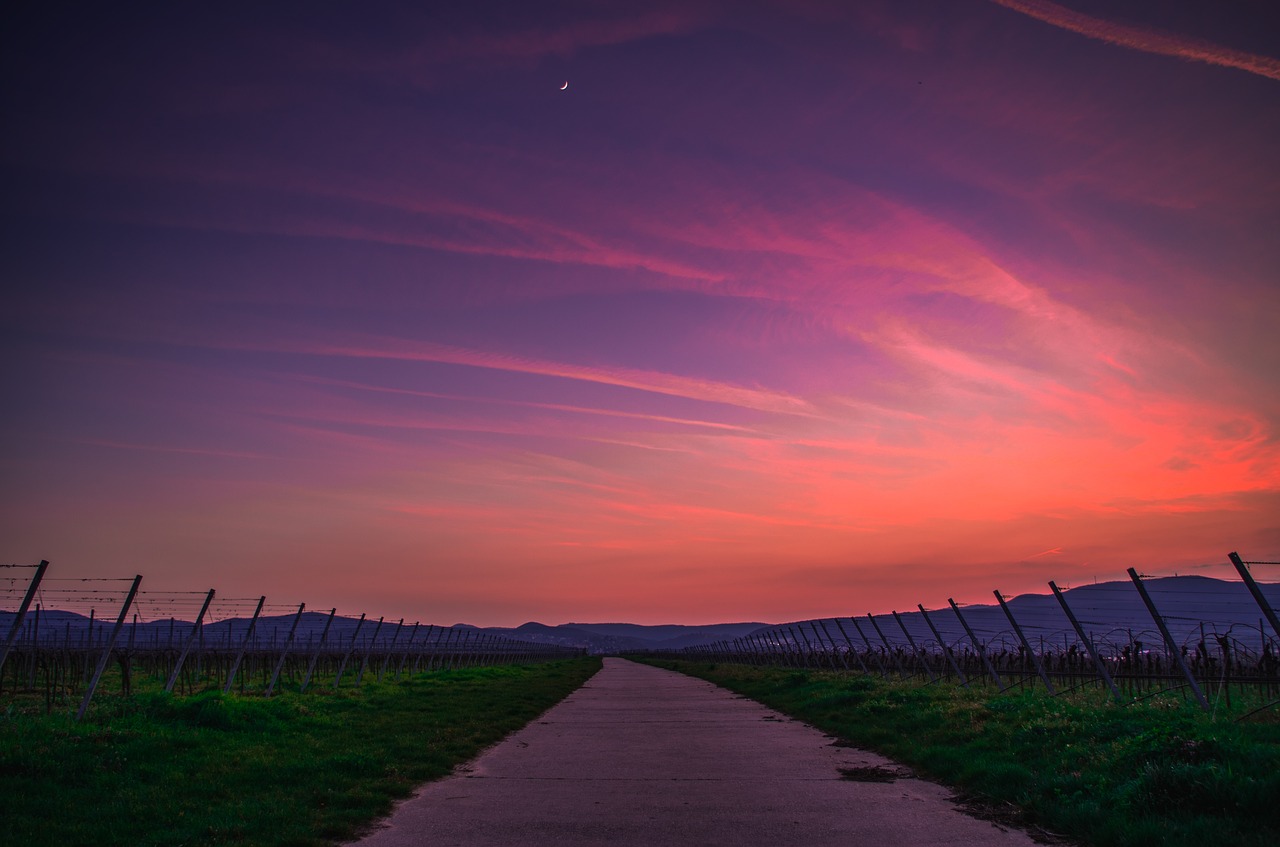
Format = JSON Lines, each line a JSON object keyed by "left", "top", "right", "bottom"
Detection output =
{"left": 475, "top": 621, "right": 772, "bottom": 654}
{"left": 4, "top": 576, "right": 1274, "bottom": 654}
{"left": 768, "top": 575, "right": 1280, "bottom": 654}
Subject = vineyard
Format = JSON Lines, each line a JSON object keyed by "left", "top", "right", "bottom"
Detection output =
{"left": 657, "top": 552, "right": 1280, "bottom": 716}
{"left": 0, "top": 561, "right": 582, "bottom": 719}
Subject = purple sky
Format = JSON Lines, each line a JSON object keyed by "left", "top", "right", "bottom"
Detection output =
{"left": 2, "top": 1, "right": 1278, "bottom": 625}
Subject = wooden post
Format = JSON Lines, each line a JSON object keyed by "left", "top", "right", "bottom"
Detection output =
{"left": 1049, "top": 581, "right": 1121, "bottom": 701}
{"left": 333, "top": 613, "right": 367, "bottom": 689}
{"left": 949, "top": 598, "right": 1003, "bottom": 689}
{"left": 1126, "top": 568, "right": 1209, "bottom": 710}
{"left": 300, "top": 608, "right": 336, "bottom": 693}
{"left": 1229, "top": 552, "right": 1280, "bottom": 640}
{"left": 164, "top": 589, "right": 215, "bottom": 693}
{"left": 266, "top": 603, "right": 305, "bottom": 696}
{"left": 892, "top": 610, "right": 936, "bottom": 682}
{"left": 77, "top": 575, "right": 142, "bottom": 721}
{"left": 994, "top": 590, "right": 1055, "bottom": 694}
{"left": 224, "top": 597, "right": 266, "bottom": 694}
{"left": 0, "top": 560, "right": 48, "bottom": 679}
{"left": 918, "top": 604, "right": 968, "bottom": 686}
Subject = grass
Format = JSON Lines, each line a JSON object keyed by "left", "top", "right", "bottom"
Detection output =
{"left": 1, "top": 658, "right": 601, "bottom": 846}
{"left": 642, "top": 659, "right": 1280, "bottom": 847}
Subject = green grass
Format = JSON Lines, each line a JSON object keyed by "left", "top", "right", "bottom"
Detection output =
{"left": 1, "top": 658, "right": 601, "bottom": 846}
{"left": 642, "top": 660, "right": 1280, "bottom": 847}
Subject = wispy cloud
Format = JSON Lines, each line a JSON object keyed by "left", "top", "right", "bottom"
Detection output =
{"left": 989, "top": 0, "right": 1280, "bottom": 82}
{"left": 218, "top": 335, "right": 818, "bottom": 418}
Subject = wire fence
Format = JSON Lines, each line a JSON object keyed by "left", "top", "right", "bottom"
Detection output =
{"left": 0, "top": 562, "right": 584, "bottom": 719}
{"left": 646, "top": 552, "right": 1280, "bottom": 718}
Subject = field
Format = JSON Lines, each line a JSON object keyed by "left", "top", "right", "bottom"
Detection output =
{"left": 0, "top": 657, "right": 601, "bottom": 847}
{"left": 644, "top": 659, "right": 1280, "bottom": 847}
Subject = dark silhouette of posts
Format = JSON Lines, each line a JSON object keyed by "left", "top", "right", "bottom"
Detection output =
{"left": 1229, "top": 552, "right": 1280, "bottom": 640}
{"left": 0, "top": 560, "right": 48, "bottom": 679}
{"left": 892, "top": 610, "right": 936, "bottom": 682}
{"left": 817, "top": 620, "right": 850, "bottom": 670}
{"left": 849, "top": 617, "right": 887, "bottom": 676}
{"left": 300, "top": 608, "right": 336, "bottom": 693}
{"left": 357, "top": 616, "right": 385, "bottom": 686}
{"left": 994, "top": 590, "right": 1055, "bottom": 694}
{"left": 266, "top": 603, "right": 305, "bottom": 695}
{"left": 949, "top": 598, "right": 1003, "bottom": 690}
{"left": 77, "top": 575, "right": 142, "bottom": 721}
{"left": 833, "top": 618, "right": 870, "bottom": 673}
{"left": 1049, "top": 580, "right": 1120, "bottom": 701}
{"left": 919, "top": 604, "right": 967, "bottom": 686}
{"left": 224, "top": 597, "right": 266, "bottom": 694}
{"left": 333, "top": 613, "right": 367, "bottom": 688}
{"left": 378, "top": 618, "right": 405, "bottom": 681}
{"left": 164, "top": 588, "right": 214, "bottom": 693}
{"left": 1127, "top": 568, "right": 1209, "bottom": 710}
{"left": 868, "top": 613, "right": 908, "bottom": 678}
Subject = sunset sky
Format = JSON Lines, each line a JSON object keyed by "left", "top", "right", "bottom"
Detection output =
{"left": 3, "top": 1, "right": 1278, "bottom": 626}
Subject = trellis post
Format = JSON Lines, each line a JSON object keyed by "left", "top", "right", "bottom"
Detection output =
{"left": 224, "top": 597, "right": 266, "bottom": 694}
{"left": 1127, "top": 568, "right": 1208, "bottom": 710}
{"left": 77, "top": 575, "right": 142, "bottom": 721}
{"left": 164, "top": 589, "right": 214, "bottom": 693}
{"left": 300, "top": 608, "right": 336, "bottom": 693}
{"left": 994, "top": 590, "right": 1055, "bottom": 694}
{"left": 0, "top": 560, "right": 49, "bottom": 680}
{"left": 1048, "top": 581, "right": 1121, "bottom": 701}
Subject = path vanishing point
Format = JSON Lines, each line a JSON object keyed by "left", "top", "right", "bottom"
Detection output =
{"left": 349, "top": 658, "right": 1040, "bottom": 846}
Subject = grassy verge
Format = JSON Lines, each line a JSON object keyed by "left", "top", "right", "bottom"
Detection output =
{"left": 642, "top": 659, "right": 1280, "bottom": 847}
{"left": 1, "top": 658, "right": 600, "bottom": 846}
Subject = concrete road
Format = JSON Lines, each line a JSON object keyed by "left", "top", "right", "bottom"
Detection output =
{"left": 348, "top": 658, "right": 1040, "bottom": 846}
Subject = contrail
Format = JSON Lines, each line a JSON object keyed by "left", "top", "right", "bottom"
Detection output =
{"left": 990, "top": 0, "right": 1280, "bottom": 82}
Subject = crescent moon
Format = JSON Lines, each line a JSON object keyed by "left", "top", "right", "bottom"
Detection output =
{"left": 560, "top": 81, "right": 569, "bottom": 90}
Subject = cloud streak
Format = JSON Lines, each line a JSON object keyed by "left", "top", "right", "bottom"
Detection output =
{"left": 990, "top": 0, "right": 1280, "bottom": 82}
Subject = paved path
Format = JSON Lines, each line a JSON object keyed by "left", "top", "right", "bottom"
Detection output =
{"left": 349, "top": 658, "right": 1039, "bottom": 846}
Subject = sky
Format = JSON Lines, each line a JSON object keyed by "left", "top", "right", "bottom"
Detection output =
{"left": 2, "top": 0, "right": 1278, "bottom": 626}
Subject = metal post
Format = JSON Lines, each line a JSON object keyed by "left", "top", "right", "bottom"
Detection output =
{"left": 867, "top": 613, "right": 908, "bottom": 678}
{"left": 807, "top": 622, "right": 838, "bottom": 669}
{"left": 378, "top": 618, "right": 405, "bottom": 681}
{"left": 77, "top": 575, "right": 142, "bottom": 721}
{"left": 356, "top": 616, "right": 385, "bottom": 686}
{"left": 0, "top": 560, "right": 49, "bottom": 679}
{"left": 413, "top": 624, "right": 435, "bottom": 673}
{"left": 164, "top": 589, "right": 215, "bottom": 693}
{"left": 816, "top": 620, "right": 849, "bottom": 670}
{"left": 892, "top": 610, "right": 936, "bottom": 682}
{"left": 397, "top": 622, "right": 420, "bottom": 676}
{"left": 849, "top": 616, "right": 886, "bottom": 676}
{"left": 1229, "top": 552, "right": 1280, "bottom": 640}
{"left": 1126, "top": 568, "right": 1209, "bottom": 710}
{"left": 333, "top": 613, "right": 366, "bottom": 689}
{"left": 1048, "top": 581, "right": 1120, "bottom": 701}
{"left": 300, "top": 608, "right": 336, "bottom": 693}
{"left": 919, "top": 604, "right": 967, "bottom": 686}
{"left": 994, "top": 590, "right": 1055, "bottom": 694}
{"left": 949, "top": 599, "right": 1003, "bottom": 689}
{"left": 832, "top": 618, "right": 870, "bottom": 673}
{"left": 224, "top": 597, "right": 266, "bottom": 694}
{"left": 266, "top": 604, "right": 305, "bottom": 696}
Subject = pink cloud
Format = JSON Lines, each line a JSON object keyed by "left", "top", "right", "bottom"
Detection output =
{"left": 990, "top": 0, "right": 1280, "bottom": 82}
